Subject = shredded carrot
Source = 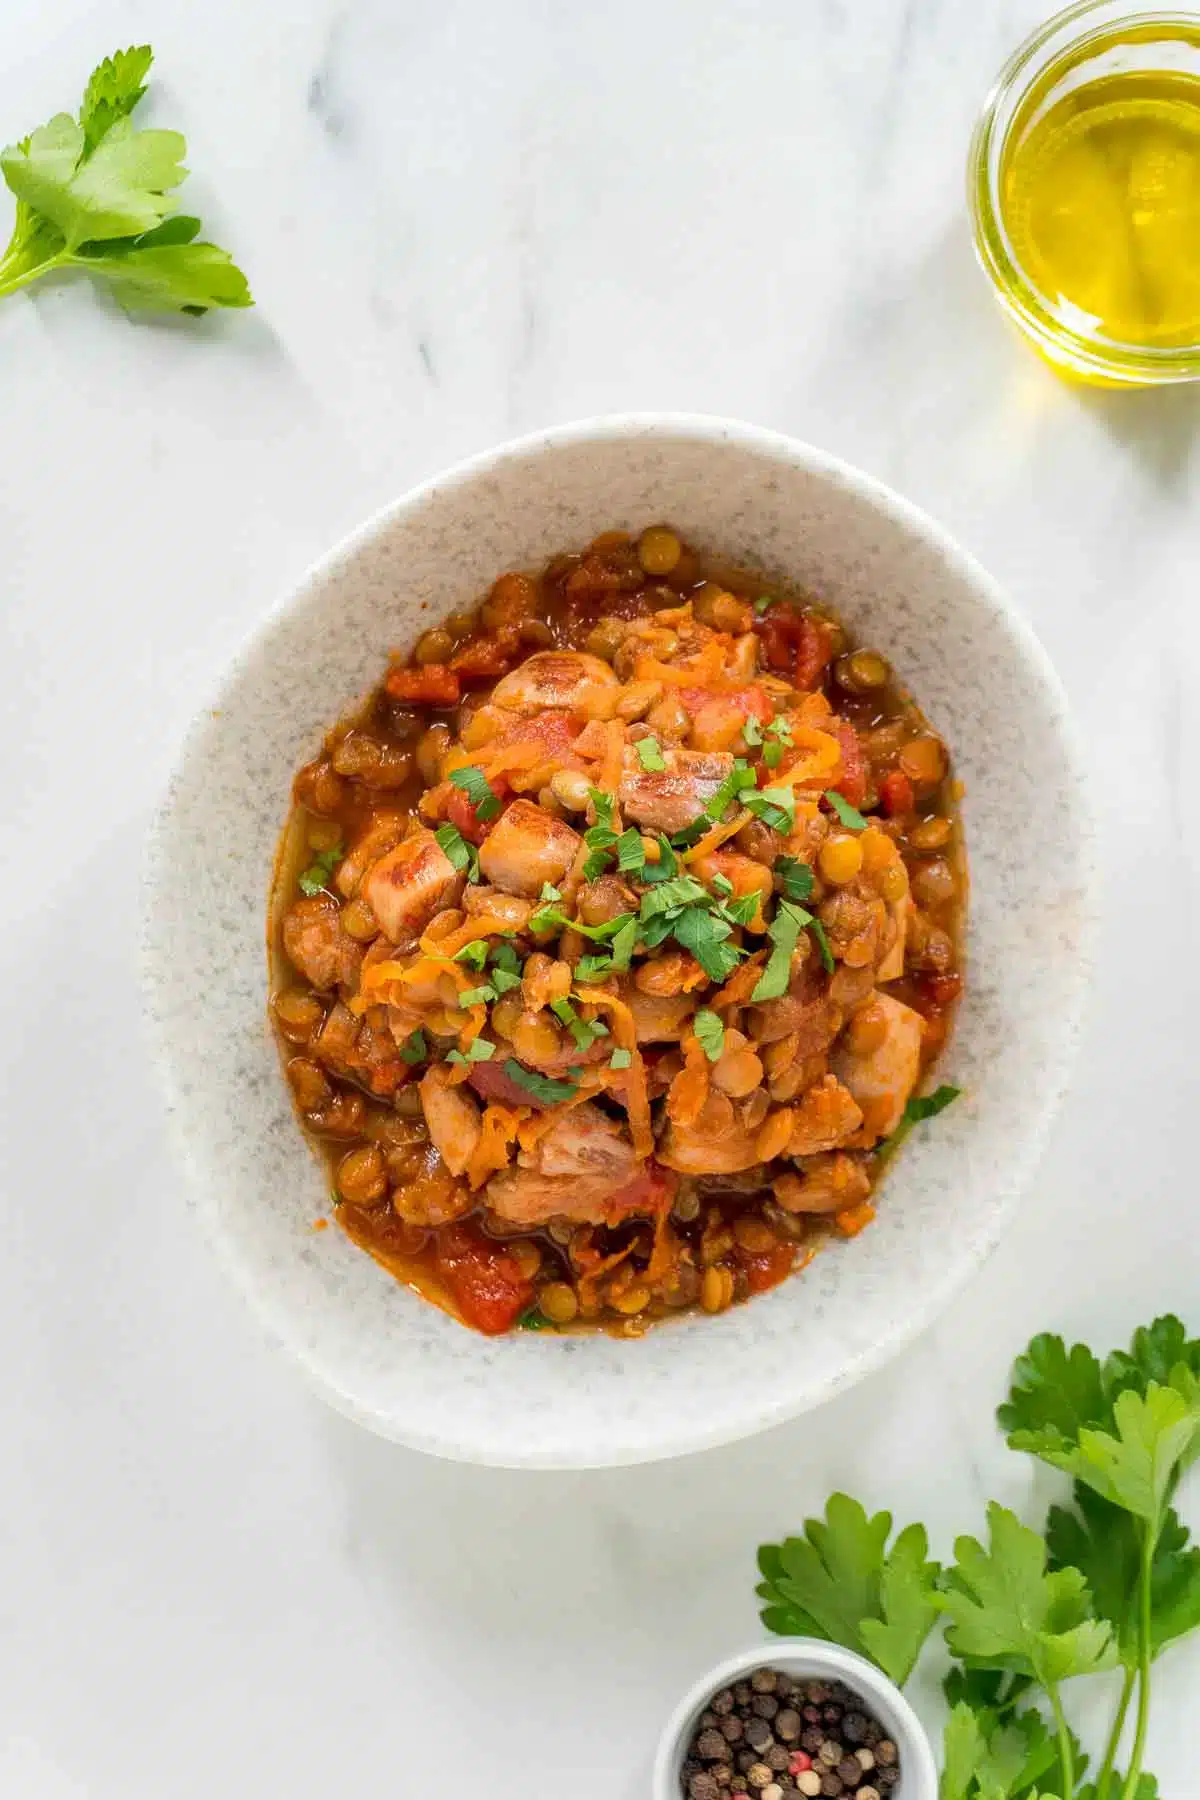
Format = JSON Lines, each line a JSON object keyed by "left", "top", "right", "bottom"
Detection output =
{"left": 635, "top": 640, "right": 724, "bottom": 686}
{"left": 422, "top": 915, "right": 522, "bottom": 960}
{"left": 599, "top": 718, "right": 625, "bottom": 801}
{"left": 835, "top": 1201, "right": 877, "bottom": 1238}
{"left": 681, "top": 810, "right": 751, "bottom": 864}
{"left": 514, "top": 1080, "right": 605, "bottom": 1151}
{"left": 772, "top": 727, "right": 841, "bottom": 789}
{"left": 572, "top": 987, "right": 652, "bottom": 1156}
{"left": 466, "top": 1104, "right": 524, "bottom": 1189}
{"left": 645, "top": 1208, "right": 678, "bottom": 1284}
{"left": 710, "top": 951, "right": 767, "bottom": 1011}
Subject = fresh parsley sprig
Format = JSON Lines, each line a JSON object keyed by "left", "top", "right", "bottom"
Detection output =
{"left": 0, "top": 46, "right": 251, "bottom": 314}
{"left": 298, "top": 842, "right": 343, "bottom": 897}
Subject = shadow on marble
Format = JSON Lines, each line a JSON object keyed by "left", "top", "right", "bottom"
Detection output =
{"left": 1070, "top": 381, "right": 1200, "bottom": 494}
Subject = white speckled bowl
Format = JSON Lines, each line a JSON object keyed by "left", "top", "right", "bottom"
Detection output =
{"left": 142, "top": 414, "right": 1094, "bottom": 1468}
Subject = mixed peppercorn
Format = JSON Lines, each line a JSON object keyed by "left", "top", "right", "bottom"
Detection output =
{"left": 681, "top": 1669, "right": 899, "bottom": 1800}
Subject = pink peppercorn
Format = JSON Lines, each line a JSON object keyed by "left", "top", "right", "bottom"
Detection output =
{"left": 789, "top": 1754, "right": 813, "bottom": 1775}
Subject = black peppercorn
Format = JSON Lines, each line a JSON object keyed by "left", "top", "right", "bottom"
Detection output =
{"left": 698, "top": 1730, "right": 732, "bottom": 1763}
{"left": 801, "top": 1729, "right": 824, "bottom": 1755}
{"left": 840, "top": 1713, "right": 866, "bottom": 1746}
{"left": 819, "top": 1776, "right": 843, "bottom": 1799}
{"left": 837, "top": 1758, "right": 862, "bottom": 1788}
{"left": 721, "top": 1717, "right": 744, "bottom": 1745}
{"left": 735, "top": 1683, "right": 753, "bottom": 1705}
{"left": 753, "top": 1695, "right": 780, "bottom": 1720}
{"left": 712, "top": 1690, "right": 736, "bottom": 1716}
{"left": 690, "top": 1776, "right": 721, "bottom": 1800}
{"left": 775, "top": 1709, "right": 801, "bottom": 1742}
{"left": 745, "top": 1720, "right": 774, "bottom": 1756}
{"left": 874, "top": 1742, "right": 897, "bottom": 1768}
{"left": 766, "top": 1746, "right": 791, "bottom": 1773}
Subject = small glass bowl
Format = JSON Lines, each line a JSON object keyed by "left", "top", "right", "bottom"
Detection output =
{"left": 968, "top": 0, "right": 1200, "bottom": 385}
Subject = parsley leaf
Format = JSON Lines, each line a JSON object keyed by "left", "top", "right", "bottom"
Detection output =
{"left": 1028, "top": 1384, "right": 1200, "bottom": 1525}
{"left": 718, "top": 891, "right": 762, "bottom": 929}
{"left": 459, "top": 984, "right": 495, "bottom": 1007}
{"left": 502, "top": 1059, "right": 578, "bottom": 1104}
{"left": 640, "top": 834, "right": 679, "bottom": 884}
{"left": 490, "top": 966, "right": 521, "bottom": 995}
{"left": 608, "top": 916, "right": 638, "bottom": 972}
{"left": 635, "top": 736, "right": 666, "bottom": 772}
{"left": 743, "top": 715, "right": 764, "bottom": 747}
{"left": 672, "top": 905, "right": 741, "bottom": 982}
{"left": 589, "top": 788, "right": 616, "bottom": 831}
{"left": 825, "top": 789, "right": 869, "bottom": 830}
{"left": 581, "top": 824, "right": 618, "bottom": 881}
{"left": 752, "top": 899, "right": 812, "bottom": 1001}
{"left": 638, "top": 875, "right": 710, "bottom": 920}
{"left": 757, "top": 1494, "right": 941, "bottom": 1686}
{"left": 550, "top": 998, "right": 608, "bottom": 1052}
{"left": 616, "top": 827, "right": 646, "bottom": 874}
{"left": 703, "top": 760, "right": 758, "bottom": 823}
{"left": 941, "top": 1702, "right": 1065, "bottom": 1800}
{"left": 941, "top": 1502, "right": 1118, "bottom": 1686}
{"left": 446, "top": 1037, "right": 496, "bottom": 1066}
{"left": 777, "top": 855, "right": 815, "bottom": 903}
{"left": 1047, "top": 1484, "right": 1200, "bottom": 1668}
{"left": 519, "top": 1309, "right": 552, "bottom": 1330}
{"left": 754, "top": 594, "right": 773, "bottom": 615}
{"left": 435, "top": 821, "right": 479, "bottom": 879}
{"left": 875, "top": 1083, "right": 960, "bottom": 1158}
{"left": 575, "top": 953, "right": 614, "bottom": 983}
{"left": 530, "top": 904, "right": 636, "bottom": 943}
{"left": 609, "top": 1047, "right": 632, "bottom": 1071}
{"left": 762, "top": 740, "right": 784, "bottom": 769}
{"left": 1078, "top": 1770, "right": 1160, "bottom": 1800}
{"left": 692, "top": 1009, "right": 725, "bottom": 1062}
{"left": 490, "top": 942, "right": 521, "bottom": 974}
{"left": 0, "top": 46, "right": 251, "bottom": 314}
{"left": 448, "top": 765, "right": 501, "bottom": 822}
{"left": 745, "top": 786, "right": 796, "bottom": 833}
{"left": 454, "top": 939, "right": 490, "bottom": 971}
{"left": 398, "top": 1029, "right": 428, "bottom": 1066}
{"left": 298, "top": 843, "right": 343, "bottom": 897}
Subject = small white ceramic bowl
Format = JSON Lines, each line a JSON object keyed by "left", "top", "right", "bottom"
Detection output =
{"left": 142, "top": 414, "right": 1094, "bottom": 1468}
{"left": 653, "top": 1642, "right": 937, "bottom": 1800}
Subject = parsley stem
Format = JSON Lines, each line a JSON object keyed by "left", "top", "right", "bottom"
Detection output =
{"left": 0, "top": 246, "right": 68, "bottom": 298}
{"left": 1095, "top": 1664, "right": 1136, "bottom": 1800}
{"left": 1049, "top": 1687, "right": 1076, "bottom": 1800}
{"left": 1119, "top": 1526, "right": 1157, "bottom": 1800}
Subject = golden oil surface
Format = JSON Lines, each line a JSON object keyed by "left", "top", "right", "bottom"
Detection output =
{"left": 1003, "top": 66, "right": 1200, "bottom": 348}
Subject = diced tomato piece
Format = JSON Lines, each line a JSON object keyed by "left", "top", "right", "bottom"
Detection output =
{"left": 449, "top": 635, "right": 519, "bottom": 685}
{"left": 740, "top": 1242, "right": 797, "bottom": 1295}
{"left": 752, "top": 606, "right": 832, "bottom": 690}
{"left": 445, "top": 776, "right": 507, "bottom": 845}
{"left": 603, "top": 1162, "right": 677, "bottom": 1224}
{"left": 792, "top": 616, "right": 833, "bottom": 691}
{"left": 467, "top": 1060, "right": 540, "bottom": 1108}
{"left": 384, "top": 663, "right": 461, "bottom": 706}
{"left": 830, "top": 719, "right": 867, "bottom": 807}
{"left": 880, "top": 769, "right": 915, "bottom": 817}
{"left": 435, "top": 1223, "right": 534, "bottom": 1335}
{"left": 918, "top": 970, "right": 963, "bottom": 1012}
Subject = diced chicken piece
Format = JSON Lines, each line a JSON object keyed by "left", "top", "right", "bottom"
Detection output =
{"left": 658, "top": 1113, "right": 762, "bottom": 1175}
{"left": 282, "top": 894, "right": 363, "bottom": 993}
{"left": 831, "top": 992, "right": 923, "bottom": 1141}
{"left": 312, "top": 1001, "right": 407, "bottom": 1097}
{"left": 618, "top": 746, "right": 734, "bottom": 835}
{"left": 419, "top": 1066, "right": 483, "bottom": 1178}
{"left": 747, "top": 986, "right": 843, "bottom": 1053}
{"left": 477, "top": 799, "right": 581, "bottom": 897}
{"left": 335, "top": 811, "right": 409, "bottom": 898}
{"left": 491, "top": 651, "right": 619, "bottom": 718}
{"left": 774, "top": 1152, "right": 872, "bottom": 1214}
{"left": 626, "top": 989, "right": 698, "bottom": 1043}
{"left": 786, "top": 1075, "right": 864, "bottom": 1157}
{"left": 362, "top": 828, "right": 461, "bottom": 943}
{"left": 485, "top": 1102, "right": 641, "bottom": 1226}
{"left": 875, "top": 895, "right": 910, "bottom": 983}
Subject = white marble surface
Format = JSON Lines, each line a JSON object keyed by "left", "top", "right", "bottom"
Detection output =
{"left": 1, "top": 1, "right": 1197, "bottom": 1795}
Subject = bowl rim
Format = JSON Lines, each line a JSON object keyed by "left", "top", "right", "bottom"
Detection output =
{"left": 143, "top": 411, "right": 1098, "bottom": 1465}
{"left": 651, "top": 1639, "right": 938, "bottom": 1800}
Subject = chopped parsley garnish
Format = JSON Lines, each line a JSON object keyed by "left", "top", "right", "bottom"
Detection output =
{"left": 551, "top": 998, "right": 609, "bottom": 1052}
{"left": 616, "top": 827, "right": 646, "bottom": 874}
{"left": 718, "top": 891, "right": 761, "bottom": 929}
{"left": 460, "top": 983, "right": 495, "bottom": 1007}
{"left": 743, "top": 715, "right": 764, "bottom": 747}
{"left": 810, "top": 917, "right": 834, "bottom": 973}
{"left": 703, "top": 760, "right": 758, "bottom": 824}
{"left": 635, "top": 735, "right": 666, "bottom": 772}
{"left": 540, "top": 882, "right": 562, "bottom": 902}
{"left": 638, "top": 875, "right": 710, "bottom": 921}
{"left": 582, "top": 824, "right": 618, "bottom": 881}
{"left": 673, "top": 905, "right": 741, "bottom": 982}
{"left": 589, "top": 788, "right": 616, "bottom": 831}
{"left": 398, "top": 1029, "right": 428, "bottom": 1066}
{"left": 640, "top": 834, "right": 680, "bottom": 884}
{"left": 710, "top": 871, "right": 734, "bottom": 897}
{"left": 770, "top": 715, "right": 794, "bottom": 745}
{"left": 762, "top": 740, "right": 784, "bottom": 769}
{"left": 876, "top": 1084, "right": 961, "bottom": 1159}
{"left": 454, "top": 939, "right": 490, "bottom": 970}
{"left": 518, "top": 1309, "right": 552, "bottom": 1330}
{"left": 744, "top": 786, "right": 796, "bottom": 834}
{"left": 754, "top": 594, "right": 774, "bottom": 615}
{"left": 575, "top": 952, "right": 615, "bottom": 983}
{"left": 776, "top": 855, "right": 815, "bottom": 903}
{"left": 608, "top": 1048, "right": 633, "bottom": 1071}
{"left": 448, "top": 764, "right": 501, "bottom": 822}
{"left": 608, "top": 916, "right": 638, "bottom": 972}
{"left": 435, "top": 821, "right": 479, "bottom": 879}
{"left": 693, "top": 1008, "right": 725, "bottom": 1062}
{"left": 752, "top": 899, "right": 813, "bottom": 1001}
{"left": 446, "top": 1037, "right": 497, "bottom": 1066}
{"left": 825, "top": 790, "right": 868, "bottom": 831}
{"left": 490, "top": 966, "right": 522, "bottom": 995}
{"left": 502, "top": 1059, "right": 578, "bottom": 1104}
{"left": 530, "top": 903, "right": 636, "bottom": 942}
{"left": 297, "top": 842, "right": 343, "bottom": 897}
{"left": 491, "top": 942, "right": 521, "bottom": 974}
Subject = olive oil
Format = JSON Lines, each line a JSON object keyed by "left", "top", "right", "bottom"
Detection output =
{"left": 1003, "top": 65, "right": 1200, "bottom": 349}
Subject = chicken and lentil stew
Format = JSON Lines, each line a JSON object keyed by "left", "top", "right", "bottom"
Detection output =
{"left": 270, "top": 526, "right": 965, "bottom": 1336}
